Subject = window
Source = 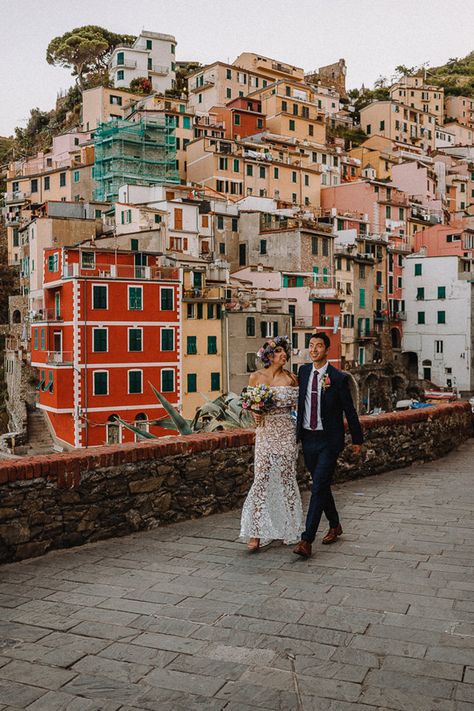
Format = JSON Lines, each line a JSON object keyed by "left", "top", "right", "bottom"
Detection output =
{"left": 366, "top": 124, "right": 371, "bottom": 135}
{"left": 33, "top": 329, "right": 38, "bottom": 350}
{"left": 414, "top": 263, "right": 422, "bottom": 276}
{"left": 208, "top": 336, "right": 217, "bottom": 354}
{"left": 247, "top": 164, "right": 253, "bottom": 176}
{"left": 93, "top": 328, "right": 107, "bottom": 353}
{"left": 311, "top": 236, "right": 318, "bottom": 255}
{"left": 226, "top": 88, "right": 232, "bottom": 99}
{"left": 226, "top": 68, "right": 232, "bottom": 79}
{"left": 435, "top": 340, "right": 443, "bottom": 354}
{"left": 117, "top": 70, "right": 124, "bottom": 81}
{"left": 81, "top": 252, "right": 95, "bottom": 269}
{"left": 128, "top": 370, "right": 142, "bottom": 394}
{"left": 273, "top": 167, "right": 279, "bottom": 179}
{"left": 93, "top": 371, "right": 108, "bottom": 395}
{"left": 187, "top": 373, "right": 197, "bottom": 392}
{"left": 40, "top": 328, "right": 45, "bottom": 350}
{"left": 73, "top": 170, "right": 80, "bottom": 183}
{"left": 159, "top": 328, "right": 173, "bottom": 352}
{"left": 161, "top": 369, "right": 174, "bottom": 392}
{"left": 117, "top": 51, "right": 124, "bottom": 64}
{"left": 31, "top": 179, "right": 38, "bottom": 193}
{"left": 282, "top": 100, "right": 287, "bottom": 112}
{"left": 399, "top": 207, "right": 404, "bottom": 220}
{"left": 322, "top": 239, "right": 329, "bottom": 257}
{"left": 47, "top": 253, "right": 58, "bottom": 272}
{"left": 234, "top": 114, "right": 241, "bottom": 126}
{"left": 44, "top": 176, "right": 50, "bottom": 190}
{"left": 129, "top": 328, "right": 142, "bottom": 352}
{"left": 289, "top": 119, "right": 295, "bottom": 131}
{"left": 211, "top": 372, "right": 220, "bottom": 391}
{"left": 197, "top": 303, "right": 203, "bottom": 319}
{"left": 438, "top": 286, "right": 446, "bottom": 299}
{"left": 187, "top": 336, "right": 197, "bottom": 354}
{"left": 417, "top": 312, "right": 425, "bottom": 324}
{"left": 416, "top": 287, "right": 425, "bottom": 300}
{"left": 232, "top": 217, "right": 238, "bottom": 232}
{"left": 257, "top": 118, "right": 264, "bottom": 129}
{"left": 359, "top": 264, "right": 365, "bottom": 279}
{"left": 376, "top": 271, "right": 382, "bottom": 286}
{"left": 246, "top": 316, "right": 255, "bottom": 336}
{"left": 309, "top": 125, "right": 314, "bottom": 136}
{"left": 92, "top": 285, "right": 107, "bottom": 309}
{"left": 259, "top": 166, "right": 266, "bottom": 179}
{"left": 207, "top": 303, "right": 215, "bottom": 319}
{"left": 217, "top": 215, "right": 224, "bottom": 230}
{"left": 233, "top": 158, "right": 240, "bottom": 172}
{"left": 260, "top": 239, "right": 267, "bottom": 255}
{"left": 219, "top": 242, "right": 225, "bottom": 255}
{"left": 359, "top": 288, "right": 365, "bottom": 308}
{"left": 292, "top": 171, "right": 297, "bottom": 183}
{"left": 304, "top": 174, "right": 309, "bottom": 187}
{"left": 380, "top": 120, "right": 385, "bottom": 130}
{"left": 437, "top": 311, "right": 446, "bottom": 324}
{"left": 385, "top": 205, "right": 391, "bottom": 219}
{"left": 59, "top": 172, "right": 66, "bottom": 187}
{"left": 146, "top": 38, "right": 152, "bottom": 49}
{"left": 130, "top": 238, "right": 139, "bottom": 252}
{"left": 128, "top": 286, "right": 142, "bottom": 310}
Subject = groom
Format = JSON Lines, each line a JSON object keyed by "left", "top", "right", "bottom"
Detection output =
{"left": 294, "top": 332, "right": 363, "bottom": 559}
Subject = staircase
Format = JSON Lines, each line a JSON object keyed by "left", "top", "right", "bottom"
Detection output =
{"left": 26, "top": 409, "right": 56, "bottom": 455}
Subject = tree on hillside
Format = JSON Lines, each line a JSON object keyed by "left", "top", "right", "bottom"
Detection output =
{"left": 46, "top": 25, "right": 136, "bottom": 90}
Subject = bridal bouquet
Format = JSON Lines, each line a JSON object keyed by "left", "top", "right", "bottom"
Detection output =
{"left": 241, "top": 384, "right": 275, "bottom": 413}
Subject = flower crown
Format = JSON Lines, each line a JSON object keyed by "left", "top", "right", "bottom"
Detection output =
{"left": 256, "top": 336, "right": 291, "bottom": 368}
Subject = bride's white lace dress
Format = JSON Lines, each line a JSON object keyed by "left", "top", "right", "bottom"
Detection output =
{"left": 240, "top": 386, "right": 303, "bottom": 546}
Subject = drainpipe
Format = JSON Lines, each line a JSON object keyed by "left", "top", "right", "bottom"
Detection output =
{"left": 83, "top": 278, "right": 89, "bottom": 448}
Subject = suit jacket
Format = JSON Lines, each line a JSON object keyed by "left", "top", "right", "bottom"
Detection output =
{"left": 296, "top": 363, "right": 363, "bottom": 452}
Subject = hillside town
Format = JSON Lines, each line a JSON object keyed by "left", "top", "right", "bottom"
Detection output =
{"left": 2, "top": 29, "right": 474, "bottom": 452}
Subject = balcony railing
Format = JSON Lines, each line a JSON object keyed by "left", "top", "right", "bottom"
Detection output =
{"left": 46, "top": 351, "right": 73, "bottom": 365}
{"left": 357, "top": 329, "right": 377, "bottom": 339}
{"left": 4, "top": 190, "right": 31, "bottom": 204}
{"left": 391, "top": 311, "right": 407, "bottom": 321}
{"left": 31, "top": 308, "right": 62, "bottom": 322}
{"left": 149, "top": 64, "right": 169, "bottom": 76}
{"left": 113, "top": 59, "right": 137, "bottom": 70}
{"left": 62, "top": 264, "right": 179, "bottom": 281}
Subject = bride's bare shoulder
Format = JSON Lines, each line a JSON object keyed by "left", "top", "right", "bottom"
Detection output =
{"left": 249, "top": 372, "right": 266, "bottom": 386}
{"left": 284, "top": 369, "right": 298, "bottom": 386}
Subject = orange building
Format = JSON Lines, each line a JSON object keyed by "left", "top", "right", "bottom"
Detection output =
{"left": 212, "top": 97, "right": 266, "bottom": 140}
{"left": 32, "top": 246, "right": 180, "bottom": 448}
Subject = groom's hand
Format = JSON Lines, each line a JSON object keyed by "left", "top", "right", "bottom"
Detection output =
{"left": 352, "top": 444, "right": 362, "bottom": 456}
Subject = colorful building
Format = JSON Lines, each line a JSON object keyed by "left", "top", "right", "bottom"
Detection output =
{"left": 108, "top": 30, "right": 177, "bottom": 94}
{"left": 32, "top": 246, "right": 181, "bottom": 448}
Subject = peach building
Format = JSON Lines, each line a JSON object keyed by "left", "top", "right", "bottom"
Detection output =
{"left": 187, "top": 62, "right": 271, "bottom": 114}
{"left": 81, "top": 87, "right": 143, "bottom": 131}
{"left": 233, "top": 53, "right": 305, "bottom": 83}
{"left": 443, "top": 122, "right": 474, "bottom": 146}
{"left": 445, "top": 95, "right": 474, "bottom": 130}
{"left": 390, "top": 76, "right": 444, "bottom": 123}
{"left": 360, "top": 101, "right": 436, "bottom": 153}
{"left": 413, "top": 222, "right": 474, "bottom": 258}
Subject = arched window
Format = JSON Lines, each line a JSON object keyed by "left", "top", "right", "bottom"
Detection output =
{"left": 134, "top": 413, "right": 148, "bottom": 441}
{"left": 106, "top": 415, "right": 121, "bottom": 445}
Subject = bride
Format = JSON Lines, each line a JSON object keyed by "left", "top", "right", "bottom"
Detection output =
{"left": 240, "top": 336, "right": 303, "bottom": 552}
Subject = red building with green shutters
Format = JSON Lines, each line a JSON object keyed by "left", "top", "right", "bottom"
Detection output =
{"left": 31, "top": 246, "right": 180, "bottom": 448}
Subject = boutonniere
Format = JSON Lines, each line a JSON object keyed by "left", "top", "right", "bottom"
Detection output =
{"left": 321, "top": 373, "right": 331, "bottom": 390}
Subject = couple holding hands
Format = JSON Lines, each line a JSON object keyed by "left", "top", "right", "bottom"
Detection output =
{"left": 240, "top": 332, "right": 363, "bottom": 558}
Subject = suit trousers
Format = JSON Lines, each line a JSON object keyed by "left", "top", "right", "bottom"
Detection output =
{"left": 301, "top": 430, "right": 339, "bottom": 543}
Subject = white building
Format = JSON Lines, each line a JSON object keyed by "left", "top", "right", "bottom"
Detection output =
{"left": 109, "top": 31, "right": 177, "bottom": 94}
{"left": 403, "top": 253, "right": 474, "bottom": 396}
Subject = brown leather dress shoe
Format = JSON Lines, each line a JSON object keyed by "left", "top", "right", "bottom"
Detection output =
{"left": 293, "top": 540, "right": 312, "bottom": 559}
{"left": 322, "top": 523, "right": 343, "bottom": 545}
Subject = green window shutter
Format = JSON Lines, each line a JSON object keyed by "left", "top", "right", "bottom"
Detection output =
{"left": 33, "top": 329, "right": 38, "bottom": 349}
{"left": 365, "top": 318, "right": 370, "bottom": 334}
{"left": 274, "top": 167, "right": 279, "bottom": 179}
{"left": 162, "top": 370, "right": 174, "bottom": 392}
{"left": 55, "top": 292, "right": 61, "bottom": 318}
{"left": 41, "top": 328, "right": 45, "bottom": 350}
{"left": 437, "top": 311, "right": 446, "bottom": 324}
{"left": 323, "top": 267, "right": 328, "bottom": 284}
{"left": 296, "top": 276, "right": 304, "bottom": 287}
{"left": 93, "top": 329, "right": 107, "bottom": 352}
{"left": 247, "top": 164, "right": 253, "bottom": 176}
{"left": 233, "top": 159, "right": 239, "bottom": 172}
{"left": 161, "top": 329, "right": 174, "bottom": 351}
{"left": 193, "top": 271, "right": 202, "bottom": 288}
{"left": 129, "top": 371, "right": 142, "bottom": 394}
{"left": 208, "top": 336, "right": 217, "bottom": 354}
{"left": 183, "top": 116, "right": 191, "bottom": 129}
{"left": 187, "top": 373, "right": 197, "bottom": 393}
{"left": 47, "top": 255, "right": 55, "bottom": 272}
{"left": 211, "top": 372, "right": 220, "bottom": 391}
{"left": 216, "top": 303, "right": 222, "bottom": 319}
{"left": 359, "top": 288, "right": 365, "bottom": 308}
{"left": 417, "top": 312, "right": 425, "bottom": 324}
{"left": 415, "top": 263, "right": 422, "bottom": 276}
{"left": 93, "top": 285, "right": 107, "bottom": 309}
{"left": 282, "top": 275, "right": 288, "bottom": 288}
{"left": 187, "top": 336, "right": 197, "bottom": 354}
{"left": 417, "top": 287, "right": 424, "bottom": 300}
{"left": 131, "top": 239, "right": 139, "bottom": 251}
{"left": 160, "top": 288, "right": 173, "bottom": 310}
{"left": 197, "top": 303, "right": 203, "bottom": 319}
{"left": 129, "top": 329, "right": 142, "bottom": 352}
{"left": 129, "top": 287, "right": 142, "bottom": 310}
{"left": 246, "top": 317, "right": 255, "bottom": 336}
{"left": 207, "top": 303, "right": 215, "bottom": 319}
{"left": 94, "top": 372, "right": 108, "bottom": 395}
{"left": 438, "top": 286, "right": 446, "bottom": 299}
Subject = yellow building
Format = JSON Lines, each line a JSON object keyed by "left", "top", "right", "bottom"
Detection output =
{"left": 445, "top": 95, "right": 474, "bottom": 129}
{"left": 233, "top": 53, "right": 305, "bottom": 84}
{"left": 349, "top": 136, "right": 399, "bottom": 181}
{"left": 81, "top": 86, "right": 143, "bottom": 131}
{"left": 390, "top": 76, "right": 444, "bottom": 124}
{"left": 181, "top": 263, "right": 227, "bottom": 419}
{"left": 250, "top": 80, "right": 326, "bottom": 144}
{"left": 360, "top": 101, "right": 436, "bottom": 153}
{"left": 187, "top": 62, "right": 271, "bottom": 114}
{"left": 186, "top": 135, "right": 321, "bottom": 207}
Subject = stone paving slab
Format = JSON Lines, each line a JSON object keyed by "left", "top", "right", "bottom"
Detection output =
{"left": 0, "top": 439, "right": 474, "bottom": 709}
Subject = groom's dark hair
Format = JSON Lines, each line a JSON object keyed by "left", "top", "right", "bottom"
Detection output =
{"left": 310, "top": 331, "right": 330, "bottom": 349}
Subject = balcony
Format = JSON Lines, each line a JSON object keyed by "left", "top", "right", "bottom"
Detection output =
{"left": 61, "top": 264, "right": 179, "bottom": 281}
{"left": 4, "top": 190, "right": 31, "bottom": 204}
{"left": 113, "top": 58, "right": 137, "bottom": 70}
{"left": 149, "top": 64, "right": 169, "bottom": 76}
{"left": 46, "top": 351, "right": 73, "bottom": 366}
{"left": 357, "top": 329, "right": 377, "bottom": 340}
{"left": 31, "top": 308, "right": 62, "bottom": 322}
{"left": 189, "top": 78, "right": 215, "bottom": 94}
{"left": 374, "top": 310, "right": 386, "bottom": 322}
{"left": 391, "top": 311, "right": 407, "bottom": 321}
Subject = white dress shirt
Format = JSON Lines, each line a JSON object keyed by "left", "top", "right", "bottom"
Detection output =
{"left": 303, "top": 362, "right": 328, "bottom": 431}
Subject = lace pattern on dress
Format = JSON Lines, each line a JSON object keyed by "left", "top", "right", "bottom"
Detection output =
{"left": 240, "top": 386, "right": 303, "bottom": 546}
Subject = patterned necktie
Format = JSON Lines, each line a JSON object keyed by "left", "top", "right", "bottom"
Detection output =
{"left": 310, "top": 369, "right": 319, "bottom": 430}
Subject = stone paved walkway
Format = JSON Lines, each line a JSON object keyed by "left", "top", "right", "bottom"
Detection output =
{"left": 1, "top": 441, "right": 474, "bottom": 710}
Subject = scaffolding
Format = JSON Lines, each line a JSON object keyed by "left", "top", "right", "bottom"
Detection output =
{"left": 92, "top": 117, "right": 179, "bottom": 202}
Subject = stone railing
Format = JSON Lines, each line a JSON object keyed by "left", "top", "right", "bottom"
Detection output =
{"left": 0, "top": 402, "right": 472, "bottom": 564}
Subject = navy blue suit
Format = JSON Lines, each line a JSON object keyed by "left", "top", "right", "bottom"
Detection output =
{"left": 297, "top": 363, "right": 363, "bottom": 543}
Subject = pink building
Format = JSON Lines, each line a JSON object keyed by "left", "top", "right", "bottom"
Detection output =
{"left": 413, "top": 222, "right": 474, "bottom": 258}
{"left": 391, "top": 160, "right": 442, "bottom": 218}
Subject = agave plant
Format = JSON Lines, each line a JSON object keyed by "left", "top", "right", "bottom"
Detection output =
{"left": 117, "top": 384, "right": 254, "bottom": 439}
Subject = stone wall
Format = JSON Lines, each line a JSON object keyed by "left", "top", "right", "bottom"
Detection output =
{"left": 0, "top": 401, "right": 471, "bottom": 564}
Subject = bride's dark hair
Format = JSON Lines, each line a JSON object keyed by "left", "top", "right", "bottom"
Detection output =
{"left": 256, "top": 336, "right": 291, "bottom": 368}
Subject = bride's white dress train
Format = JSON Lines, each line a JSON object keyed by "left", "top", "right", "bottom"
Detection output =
{"left": 240, "top": 386, "right": 303, "bottom": 546}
